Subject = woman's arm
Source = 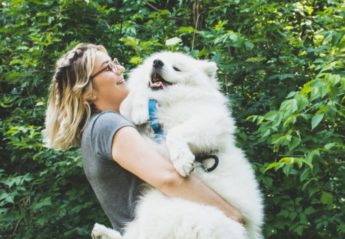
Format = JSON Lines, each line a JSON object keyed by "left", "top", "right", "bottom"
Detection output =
{"left": 111, "top": 126, "right": 245, "bottom": 225}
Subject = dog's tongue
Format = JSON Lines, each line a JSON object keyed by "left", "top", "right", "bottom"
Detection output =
{"left": 150, "top": 81, "right": 165, "bottom": 89}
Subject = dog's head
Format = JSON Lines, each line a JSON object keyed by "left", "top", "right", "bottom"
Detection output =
{"left": 128, "top": 51, "right": 219, "bottom": 91}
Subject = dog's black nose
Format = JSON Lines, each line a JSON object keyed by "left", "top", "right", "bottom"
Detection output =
{"left": 153, "top": 59, "right": 164, "bottom": 69}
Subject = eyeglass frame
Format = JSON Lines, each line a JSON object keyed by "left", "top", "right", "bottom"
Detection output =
{"left": 90, "top": 58, "right": 122, "bottom": 79}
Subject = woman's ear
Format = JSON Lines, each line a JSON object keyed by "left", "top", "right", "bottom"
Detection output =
{"left": 83, "top": 91, "right": 97, "bottom": 102}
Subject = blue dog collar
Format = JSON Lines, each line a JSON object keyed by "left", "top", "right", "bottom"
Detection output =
{"left": 148, "top": 98, "right": 164, "bottom": 143}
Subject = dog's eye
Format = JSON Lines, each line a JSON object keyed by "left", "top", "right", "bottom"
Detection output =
{"left": 173, "top": 66, "right": 181, "bottom": 72}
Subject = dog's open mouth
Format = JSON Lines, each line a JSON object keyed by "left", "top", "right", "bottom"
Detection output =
{"left": 149, "top": 72, "right": 173, "bottom": 90}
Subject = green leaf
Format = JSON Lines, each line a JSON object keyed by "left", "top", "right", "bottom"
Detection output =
{"left": 178, "top": 26, "right": 196, "bottom": 33}
{"left": 320, "top": 192, "right": 333, "bottom": 205}
{"left": 280, "top": 99, "right": 298, "bottom": 114}
{"left": 0, "top": 193, "right": 14, "bottom": 204}
{"left": 129, "top": 56, "right": 143, "bottom": 65}
{"left": 324, "top": 142, "right": 336, "bottom": 150}
{"left": 32, "top": 197, "right": 52, "bottom": 211}
{"left": 296, "top": 94, "right": 309, "bottom": 110}
{"left": 311, "top": 114, "right": 324, "bottom": 129}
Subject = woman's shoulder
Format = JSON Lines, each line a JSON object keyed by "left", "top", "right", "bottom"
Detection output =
{"left": 83, "top": 110, "right": 135, "bottom": 140}
{"left": 91, "top": 111, "right": 134, "bottom": 127}
{"left": 81, "top": 111, "right": 136, "bottom": 160}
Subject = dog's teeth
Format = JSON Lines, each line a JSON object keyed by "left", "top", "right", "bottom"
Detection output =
{"left": 152, "top": 73, "right": 159, "bottom": 83}
{"left": 150, "top": 72, "right": 168, "bottom": 89}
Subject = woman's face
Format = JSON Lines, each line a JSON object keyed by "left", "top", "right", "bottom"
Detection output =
{"left": 90, "top": 51, "right": 128, "bottom": 112}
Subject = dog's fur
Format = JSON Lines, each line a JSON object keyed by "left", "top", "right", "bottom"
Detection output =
{"left": 92, "top": 52, "right": 264, "bottom": 239}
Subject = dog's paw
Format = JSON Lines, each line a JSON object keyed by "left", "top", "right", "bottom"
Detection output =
{"left": 166, "top": 131, "right": 195, "bottom": 177}
{"left": 131, "top": 103, "right": 149, "bottom": 125}
{"left": 170, "top": 148, "right": 195, "bottom": 177}
{"left": 91, "top": 223, "right": 122, "bottom": 239}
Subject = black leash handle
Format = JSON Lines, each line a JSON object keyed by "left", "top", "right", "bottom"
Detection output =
{"left": 195, "top": 154, "right": 219, "bottom": 172}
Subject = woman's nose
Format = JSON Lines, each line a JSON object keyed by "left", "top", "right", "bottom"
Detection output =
{"left": 117, "top": 65, "right": 125, "bottom": 75}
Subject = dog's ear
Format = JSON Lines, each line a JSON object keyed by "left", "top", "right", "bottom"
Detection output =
{"left": 200, "top": 61, "right": 218, "bottom": 78}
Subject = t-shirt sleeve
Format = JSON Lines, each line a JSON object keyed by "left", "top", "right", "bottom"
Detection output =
{"left": 91, "top": 112, "right": 136, "bottom": 160}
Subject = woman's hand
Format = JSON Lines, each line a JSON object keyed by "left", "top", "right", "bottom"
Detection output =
{"left": 111, "top": 126, "right": 245, "bottom": 225}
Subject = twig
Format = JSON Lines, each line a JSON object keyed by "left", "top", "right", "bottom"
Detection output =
{"left": 145, "top": 1, "right": 160, "bottom": 11}
{"left": 192, "top": 0, "right": 200, "bottom": 50}
{"left": 10, "top": 218, "right": 22, "bottom": 238}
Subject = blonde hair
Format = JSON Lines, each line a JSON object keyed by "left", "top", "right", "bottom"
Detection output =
{"left": 43, "top": 43, "right": 108, "bottom": 150}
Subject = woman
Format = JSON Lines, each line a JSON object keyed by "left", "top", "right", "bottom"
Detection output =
{"left": 44, "top": 43, "right": 244, "bottom": 234}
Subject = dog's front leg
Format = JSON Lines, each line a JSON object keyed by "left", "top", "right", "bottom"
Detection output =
{"left": 166, "top": 117, "right": 229, "bottom": 177}
{"left": 166, "top": 128, "right": 195, "bottom": 177}
{"left": 91, "top": 223, "right": 122, "bottom": 239}
{"left": 120, "top": 90, "right": 149, "bottom": 125}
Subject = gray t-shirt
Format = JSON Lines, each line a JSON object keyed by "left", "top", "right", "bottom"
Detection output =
{"left": 81, "top": 111, "right": 145, "bottom": 234}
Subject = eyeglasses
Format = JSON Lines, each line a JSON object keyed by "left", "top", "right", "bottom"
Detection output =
{"left": 90, "top": 58, "right": 122, "bottom": 79}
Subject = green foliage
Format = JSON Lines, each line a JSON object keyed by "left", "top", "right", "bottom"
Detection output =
{"left": 246, "top": 3, "right": 345, "bottom": 237}
{"left": 1, "top": 0, "right": 344, "bottom": 238}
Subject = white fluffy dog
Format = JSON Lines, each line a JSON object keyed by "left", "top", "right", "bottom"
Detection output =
{"left": 92, "top": 52, "right": 264, "bottom": 239}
